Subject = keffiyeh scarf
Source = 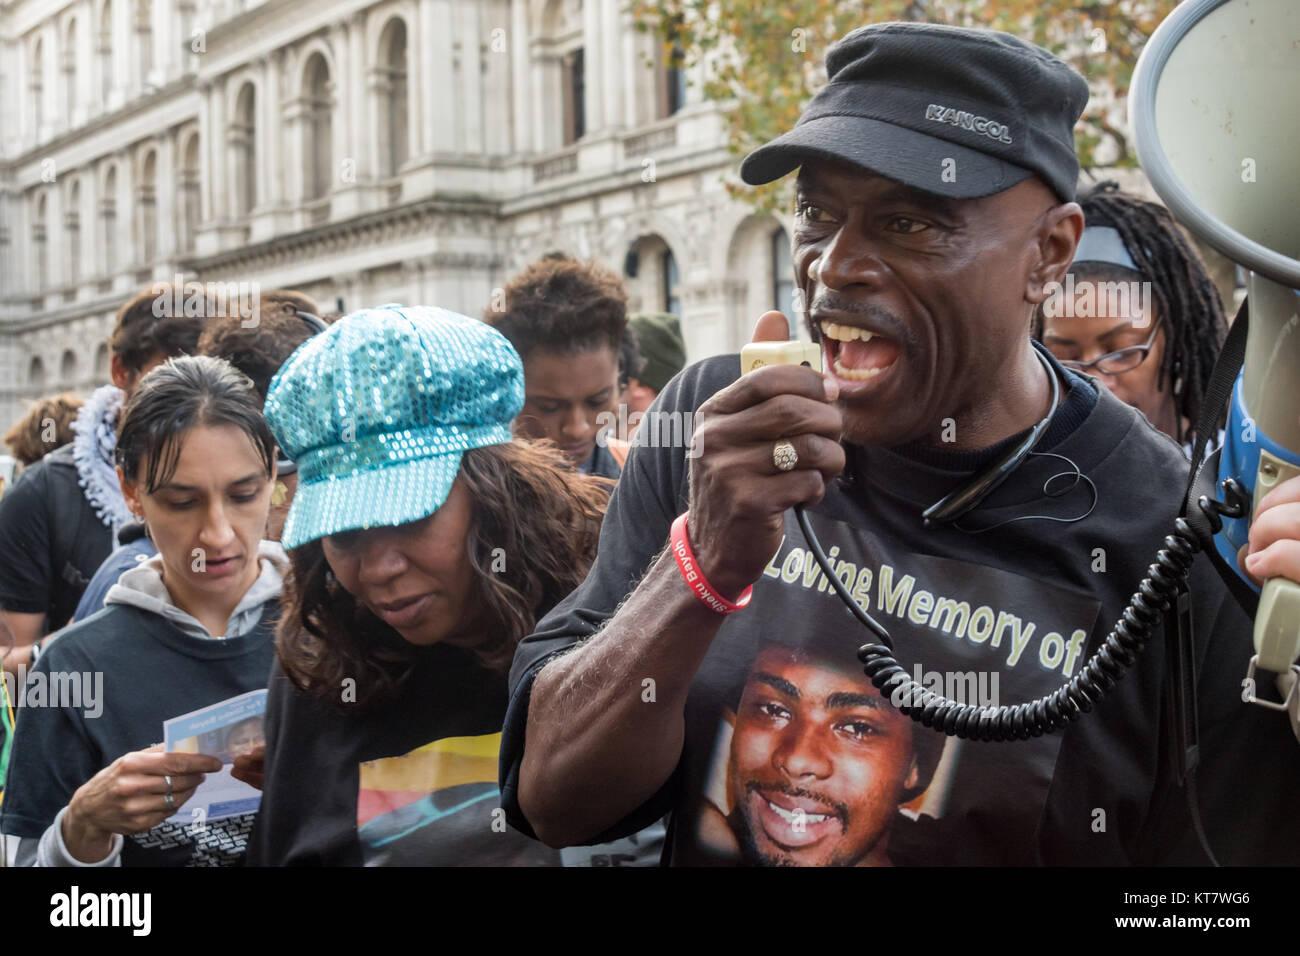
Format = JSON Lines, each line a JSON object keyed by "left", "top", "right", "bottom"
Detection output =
{"left": 71, "top": 384, "right": 131, "bottom": 533}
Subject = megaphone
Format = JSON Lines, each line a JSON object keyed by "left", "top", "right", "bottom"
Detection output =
{"left": 1131, "top": 0, "right": 1300, "bottom": 724}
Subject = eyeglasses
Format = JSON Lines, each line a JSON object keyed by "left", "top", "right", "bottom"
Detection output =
{"left": 1054, "top": 323, "right": 1161, "bottom": 376}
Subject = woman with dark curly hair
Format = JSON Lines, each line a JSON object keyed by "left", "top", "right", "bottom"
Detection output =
{"left": 242, "top": 305, "right": 609, "bottom": 866}
{"left": 1033, "top": 181, "right": 1229, "bottom": 452}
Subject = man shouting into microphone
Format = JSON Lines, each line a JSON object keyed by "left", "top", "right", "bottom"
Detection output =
{"left": 499, "top": 22, "right": 1300, "bottom": 865}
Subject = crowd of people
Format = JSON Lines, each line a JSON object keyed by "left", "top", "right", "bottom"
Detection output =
{"left": 2, "top": 19, "right": 1299, "bottom": 868}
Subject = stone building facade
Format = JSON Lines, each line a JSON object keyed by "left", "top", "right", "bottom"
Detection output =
{"left": 0, "top": 0, "right": 798, "bottom": 426}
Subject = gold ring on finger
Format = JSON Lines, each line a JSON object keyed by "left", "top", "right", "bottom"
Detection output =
{"left": 773, "top": 440, "right": 798, "bottom": 472}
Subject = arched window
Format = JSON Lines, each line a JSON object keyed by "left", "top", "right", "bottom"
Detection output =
{"left": 65, "top": 19, "right": 79, "bottom": 119}
{"left": 29, "top": 356, "right": 46, "bottom": 391}
{"left": 302, "top": 54, "right": 333, "bottom": 202}
{"left": 625, "top": 234, "right": 681, "bottom": 318}
{"left": 98, "top": 0, "right": 114, "bottom": 103}
{"left": 564, "top": 48, "right": 585, "bottom": 145}
{"left": 181, "top": 135, "right": 201, "bottom": 250}
{"left": 232, "top": 83, "right": 256, "bottom": 216}
{"left": 377, "top": 19, "right": 409, "bottom": 180}
{"left": 94, "top": 343, "right": 110, "bottom": 379}
{"left": 33, "top": 194, "right": 48, "bottom": 290}
{"left": 771, "top": 227, "right": 794, "bottom": 322}
{"left": 30, "top": 37, "right": 44, "bottom": 136}
{"left": 663, "top": 248, "right": 681, "bottom": 317}
{"left": 61, "top": 349, "right": 78, "bottom": 383}
{"left": 139, "top": 150, "right": 157, "bottom": 263}
{"left": 541, "top": 0, "right": 584, "bottom": 149}
{"left": 67, "top": 181, "right": 82, "bottom": 284}
{"left": 102, "top": 167, "right": 118, "bottom": 274}
{"left": 135, "top": 0, "right": 153, "bottom": 88}
{"left": 659, "top": 12, "right": 686, "bottom": 119}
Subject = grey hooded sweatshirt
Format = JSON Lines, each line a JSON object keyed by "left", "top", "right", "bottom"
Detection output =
{"left": 2, "top": 541, "right": 287, "bottom": 867}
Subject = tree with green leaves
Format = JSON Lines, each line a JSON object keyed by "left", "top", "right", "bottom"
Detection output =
{"left": 632, "top": 0, "right": 1178, "bottom": 211}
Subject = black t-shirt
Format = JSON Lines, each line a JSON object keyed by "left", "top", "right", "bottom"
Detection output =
{"left": 0, "top": 602, "right": 278, "bottom": 866}
{"left": 247, "top": 642, "right": 562, "bottom": 866}
{"left": 500, "top": 350, "right": 1300, "bottom": 865}
{"left": 0, "top": 444, "right": 114, "bottom": 628}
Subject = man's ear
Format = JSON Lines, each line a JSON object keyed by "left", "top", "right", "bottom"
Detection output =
{"left": 903, "top": 756, "right": 920, "bottom": 795}
{"left": 1026, "top": 202, "right": 1084, "bottom": 305}
{"left": 109, "top": 352, "right": 135, "bottom": 393}
{"left": 117, "top": 465, "right": 142, "bottom": 520}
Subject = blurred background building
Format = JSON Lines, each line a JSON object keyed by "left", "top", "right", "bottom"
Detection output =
{"left": 0, "top": 0, "right": 801, "bottom": 425}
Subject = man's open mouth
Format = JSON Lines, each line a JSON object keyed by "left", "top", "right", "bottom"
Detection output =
{"left": 819, "top": 320, "right": 902, "bottom": 381}
{"left": 763, "top": 796, "right": 834, "bottom": 826}
{"left": 747, "top": 789, "right": 846, "bottom": 851}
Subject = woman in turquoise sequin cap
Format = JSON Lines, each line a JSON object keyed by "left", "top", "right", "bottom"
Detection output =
{"left": 243, "top": 304, "right": 609, "bottom": 865}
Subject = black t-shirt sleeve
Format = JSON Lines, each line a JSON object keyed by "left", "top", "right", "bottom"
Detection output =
{"left": 499, "top": 356, "right": 739, "bottom": 842}
{"left": 0, "top": 464, "right": 57, "bottom": 615}
{"left": 0, "top": 645, "right": 101, "bottom": 838}
{"left": 245, "top": 659, "right": 363, "bottom": 866}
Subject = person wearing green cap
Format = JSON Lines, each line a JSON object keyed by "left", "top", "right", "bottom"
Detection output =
{"left": 624, "top": 313, "right": 688, "bottom": 424}
{"left": 243, "top": 304, "right": 613, "bottom": 865}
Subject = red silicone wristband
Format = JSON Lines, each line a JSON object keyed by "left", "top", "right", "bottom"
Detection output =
{"left": 669, "top": 512, "right": 753, "bottom": 615}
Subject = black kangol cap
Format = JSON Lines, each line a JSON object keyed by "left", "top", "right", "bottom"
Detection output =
{"left": 740, "top": 22, "right": 1090, "bottom": 202}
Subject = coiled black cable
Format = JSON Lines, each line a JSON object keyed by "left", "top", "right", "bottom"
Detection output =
{"left": 793, "top": 478, "right": 1250, "bottom": 741}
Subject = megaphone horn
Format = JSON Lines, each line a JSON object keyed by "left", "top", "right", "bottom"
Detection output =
{"left": 1131, "top": 0, "right": 1300, "bottom": 721}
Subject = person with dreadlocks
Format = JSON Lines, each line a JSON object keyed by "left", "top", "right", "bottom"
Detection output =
{"left": 1034, "top": 181, "right": 1228, "bottom": 453}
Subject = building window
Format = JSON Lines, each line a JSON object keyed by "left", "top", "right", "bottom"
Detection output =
{"left": 378, "top": 19, "right": 409, "bottom": 180}
{"left": 98, "top": 0, "right": 113, "bottom": 101}
{"left": 65, "top": 21, "right": 78, "bottom": 119}
{"left": 663, "top": 248, "right": 681, "bottom": 317}
{"left": 232, "top": 83, "right": 257, "bottom": 216}
{"left": 136, "top": 0, "right": 153, "bottom": 87}
{"left": 179, "top": 0, "right": 195, "bottom": 68}
{"left": 181, "top": 136, "right": 200, "bottom": 250}
{"left": 101, "top": 168, "right": 117, "bottom": 274}
{"left": 139, "top": 151, "right": 157, "bottom": 263}
{"left": 563, "top": 48, "right": 585, "bottom": 145}
{"left": 33, "top": 194, "right": 49, "bottom": 291}
{"left": 772, "top": 228, "right": 794, "bottom": 330}
{"left": 666, "top": 63, "right": 686, "bottom": 116}
{"left": 30, "top": 39, "right": 44, "bottom": 136}
{"left": 662, "top": 24, "right": 686, "bottom": 118}
{"left": 303, "top": 54, "right": 333, "bottom": 201}
{"left": 67, "top": 183, "right": 81, "bottom": 285}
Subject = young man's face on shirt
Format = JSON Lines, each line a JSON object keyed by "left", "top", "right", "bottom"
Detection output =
{"left": 727, "top": 645, "right": 920, "bottom": 866}
{"left": 792, "top": 158, "right": 1065, "bottom": 448}
{"left": 515, "top": 345, "right": 620, "bottom": 467}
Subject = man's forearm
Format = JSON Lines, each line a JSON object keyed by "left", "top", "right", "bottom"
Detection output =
{"left": 518, "top": 548, "right": 731, "bottom": 847}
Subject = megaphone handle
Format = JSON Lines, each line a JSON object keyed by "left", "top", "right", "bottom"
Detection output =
{"left": 1254, "top": 577, "right": 1300, "bottom": 674}
{"left": 1251, "top": 453, "right": 1300, "bottom": 672}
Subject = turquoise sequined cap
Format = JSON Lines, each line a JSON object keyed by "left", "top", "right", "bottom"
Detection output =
{"left": 263, "top": 304, "right": 524, "bottom": 550}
